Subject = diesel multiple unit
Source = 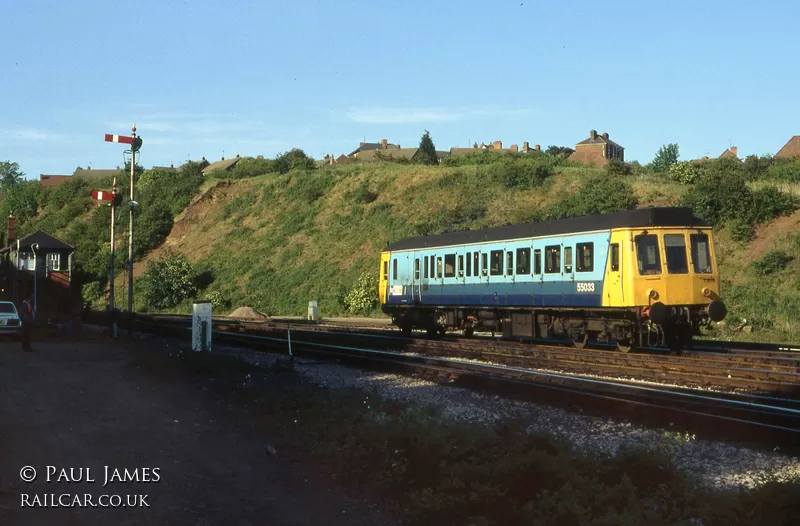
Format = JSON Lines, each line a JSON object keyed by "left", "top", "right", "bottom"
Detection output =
{"left": 379, "top": 207, "right": 726, "bottom": 351}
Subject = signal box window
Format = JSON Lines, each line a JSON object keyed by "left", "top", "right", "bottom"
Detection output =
{"left": 516, "top": 248, "right": 530, "bottom": 274}
{"left": 489, "top": 250, "right": 502, "bottom": 276}
{"left": 437, "top": 257, "right": 443, "bottom": 278}
{"left": 635, "top": 234, "right": 662, "bottom": 275}
{"left": 533, "top": 249, "right": 542, "bottom": 275}
{"left": 458, "top": 255, "right": 464, "bottom": 277}
{"left": 444, "top": 254, "right": 456, "bottom": 278}
{"left": 505, "top": 252, "right": 513, "bottom": 275}
{"left": 423, "top": 256, "right": 428, "bottom": 279}
{"left": 466, "top": 252, "right": 472, "bottom": 276}
{"left": 576, "top": 243, "right": 594, "bottom": 272}
{"left": 564, "top": 246, "right": 573, "bottom": 273}
{"left": 393, "top": 259, "right": 398, "bottom": 280}
{"left": 481, "top": 253, "right": 488, "bottom": 276}
{"left": 414, "top": 259, "right": 420, "bottom": 280}
{"left": 664, "top": 234, "right": 689, "bottom": 274}
{"left": 610, "top": 244, "right": 619, "bottom": 272}
{"left": 545, "top": 245, "right": 561, "bottom": 274}
{"left": 691, "top": 233, "right": 713, "bottom": 274}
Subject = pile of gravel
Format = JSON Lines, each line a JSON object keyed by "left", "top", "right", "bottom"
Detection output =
{"left": 215, "top": 344, "right": 800, "bottom": 490}
{"left": 227, "top": 306, "right": 269, "bottom": 320}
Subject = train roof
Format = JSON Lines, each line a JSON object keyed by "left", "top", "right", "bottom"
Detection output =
{"left": 385, "top": 207, "right": 710, "bottom": 251}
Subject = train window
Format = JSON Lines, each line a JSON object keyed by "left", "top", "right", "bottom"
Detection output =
{"left": 533, "top": 249, "right": 542, "bottom": 275}
{"left": 393, "top": 258, "right": 398, "bottom": 280}
{"left": 414, "top": 259, "right": 420, "bottom": 280}
{"left": 437, "top": 257, "right": 443, "bottom": 279}
{"left": 481, "top": 253, "right": 488, "bottom": 276}
{"left": 505, "top": 252, "right": 513, "bottom": 275}
{"left": 457, "top": 255, "right": 464, "bottom": 277}
{"left": 423, "top": 256, "right": 429, "bottom": 278}
{"left": 475, "top": 253, "right": 481, "bottom": 276}
{"left": 516, "top": 248, "right": 530, "bottom": 274}
{"left": 383, "top": 261, "right": 388, "bottom": 280}
{"left": 466, "top": 252, "right": 472, "bottom": 276}
{"left": 444, "top": 254, "right": 456, "bottom": 277}
{"left": 691, "top": 233, "right": 713, "bottom": 274}
{"left": 490, "top": 250, "right": 503, "bottom": 276}
{"left": 635, "top": 234, "right": 662, "bottom": 275}
{"left": 664, "top": 234, "right": 689, "bottom": 274}
{"left": 576, "top": 243, "right": 594, "bottom": 272}
{"left": 545, "top": 245, "right": 561, "bottom": 274}
{"left": 564, "top": 247, "right": 573, "bottom": 273}
{"left": 610, "top": 244, "right": 619, "bottom": 271}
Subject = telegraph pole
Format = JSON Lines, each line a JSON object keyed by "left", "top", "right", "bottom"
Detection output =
{"left": 109, "top": 174, "right": 116, "bottom": 313}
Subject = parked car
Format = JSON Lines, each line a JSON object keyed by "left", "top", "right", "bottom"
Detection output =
{"left": 0, "top": 301, "right": 23, "bottom": 340}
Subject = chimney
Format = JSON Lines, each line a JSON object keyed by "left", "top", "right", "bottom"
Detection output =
{"left": 509, "top": 144, "right": 518, "bottom": 152}
{"left": 236, "top": 154, "right": 240, "bottom": 158}
{"left": 602, "top": 132, "right": 609, "bottom": 141}
{"left": 359, "top": 142, "right": 366, "bottom": 147}
{"left": 535, "top": 144, "right": 541, "bottom": 152}
{"left": 522, "top": 141, "right": 529, "bottom": 153}
{"left": 87, "top": 166, "right": 91, "bottom": 170}
{"left": 589, "top": 130, "right": 597, "bottom": 140}
{"left": 7, "top": 213, "right": 15, "bottom": 247}
{"left": 473, "top": 142, "right": 478, "bottom": 149}
{"left": 493, "top": 140, "right": 502, "bottom": 149}
{"left": 381, "top": 138, "right": 388, "bottom": 149}
{"left": 731, "top": 146, "right": 738, "bottom": 157}
{"left": 170, "top": 163, "right": 174, "bottom": 168}
{"left": 257, "top": 155, "right": 264, "bottom": 159}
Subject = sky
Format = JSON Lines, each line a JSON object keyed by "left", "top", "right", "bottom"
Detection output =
{"left": 1, "top": 0, "right": 799, "bottom": 179}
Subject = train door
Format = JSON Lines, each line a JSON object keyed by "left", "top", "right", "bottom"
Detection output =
{"left": 562, "top": 240, "right": 575, "bottom": 306}
{"left": 532, "top": 246, "right": 543, "bottom": 305}
{"left": 412, "top": 253, "right": 423, "bottom": 305}
{"left": 606, "top": 240, "right": 621, "bottom": 306}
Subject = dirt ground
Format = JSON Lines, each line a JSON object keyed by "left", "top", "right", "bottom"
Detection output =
{"left": 0, "top": 334, "right": 399, "bottom": 525}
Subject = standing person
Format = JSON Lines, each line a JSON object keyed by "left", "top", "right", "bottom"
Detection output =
{"left": 20, "top": 295, "right": 34, "bottom": 352}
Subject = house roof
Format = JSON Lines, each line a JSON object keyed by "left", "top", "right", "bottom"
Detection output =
{"left": 348, "top": 142, "right": 400, "bottom": 156}
{"left": 776, "top": 136, "right": 800, "bottom": 159}
{"left": 73, "top": 168, "right": 120, "bottom": 179}
{"left": 449, "top": 147, "right": 511, "bottom": 157}
{"left": 1, "top": 230, "right": 74, "bottom": 253}
{"left": 718, "top": 148, "right": 741, "bottom": 161}
{"left": 39, "top": 174, "right": 71, "bottom": 187}
{"left": 356, "top": 148, "right": 419, "bottom": 162}
{"left": 202, "top": 156, "right": 240, "bottom": 175}
{"left": 575, "top": 131, "right": 624, "bottom": 150}
{"left": 386, "top": 207, "right": 709, "bottom": 251}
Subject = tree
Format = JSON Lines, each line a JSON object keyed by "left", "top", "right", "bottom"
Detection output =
{"left": 0, "top": 160, "right": 25, "bottom": 190}
{"left": 275, "top": 149, "right": 316, "bottom": 174}
{"left": 651, "top": 144, "right": 679, "bottom": 172}
{"left": 545, "top": 145, "right": 574, "bottom": 158}
{"left": 139, "top": 251, "right": 199, "bottom": 310}
{"left": 416, "top": 130, "right": 438, "bottom": 165}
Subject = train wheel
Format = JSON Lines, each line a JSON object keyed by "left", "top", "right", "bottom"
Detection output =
{"left": 616, "top": 339, "right": 632, "bottom": 353}
{"left": 401, "top": 325, "right": 412, "bottom": 337}
{"left": 464, "top": 327, "right": 474, "bottom": 337}
{"left": 573, "top": 333, "right": 589, "bottom": 349}
{"left": 426, "top": 327, "right": 438, "bottom": 337}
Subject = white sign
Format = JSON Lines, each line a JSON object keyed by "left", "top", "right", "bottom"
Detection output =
{"left": 192, "top": 301, "right": 212, "bottom": 352}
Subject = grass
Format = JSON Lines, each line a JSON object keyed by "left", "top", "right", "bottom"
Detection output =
{"left": 139, "top": 346, "right": 800, "bottom": 526}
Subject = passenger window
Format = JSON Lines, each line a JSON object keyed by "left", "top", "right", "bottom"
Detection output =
{"left": 466, "top": 252, "right": 471, "bottom": 276}
{"left": 610, "top": 244, "right": 619, "bottom": 272}
{"left": 475, "top": 253, "right": 481, "bottom": 276}
{"left": 691, "top": 233, "right": 712, "bottom": 274}
{"left": 458, "top": 255, "right": 464, "bottom": 277}
{"left": 534, "top": 249, "right": 542, "bottom": 275}
{"left": 506, "top": 251, "right": 513, "bottom": 275}
{"left": 437, "top": 257, "right": 443, "bottom": 278}
{"left": 481, "top": 253, "right": 488, "bottom": 276}
{"left": 564, "top": 246, "right": 573, "bottom": 274}
{"left": 545, "top": 245, "right": 561, "bottom": 274}
{"left": 576, "top": 243, "right": 594, "bottom": 272}
{"left": 635, "top": 234, "right": 662, "bottom": 275}
{"left": 664, "top": 234, "right": 689, "bottom": 274}
{"left": 423, "top": 256, "right": 428, "bottom": 278}
{"left": 414, "top": 259, "right": 420, "bottom": 280}
{"left": 490, "top": 250, "right": 503, "bottom": 276}
{"left": 444, "top": 254, "right": 456, "bottom": 278}
{"left": 516, "top": 248, "right": 530, "bottom": 274}
{"left": 383, "top": 261, "right": 388, "bottom": 280}
{"left": 431, "top": 255, "right": 436, "bottom": 278}
{"left": 393, "top": 258, "right": 398, "bottom": 280}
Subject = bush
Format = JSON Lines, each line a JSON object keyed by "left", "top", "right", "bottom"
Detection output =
{"left": 667, "top": 161, "right": 705, "bottom": 184}
{"left": 765, "top": 159, "right": 800, "bottom": 183}
{"left": 683, "top": 172, "right": 750, "bottom": 226}
{"left": 139, "top": 251, "right": 200, "bottom": 310}
{"left": 275, "top": 148, "right": 316, "bottom": 174}
{"left": 604, "top": 159, "right": 632, "bottom": 176}
{"left": 752, "top": 250, "right": 794, "bottom": 276}
{"left": 343, "top": 270, "right": 378, "bottom": 315}
{"left": 543, "top": 174, "right": 638, "bottom": 220}
{"left": 81, "top": 281, "right": 103, "bottom": 309}
{"left": 489, "top": 159, "right": 554, "bottom": 189}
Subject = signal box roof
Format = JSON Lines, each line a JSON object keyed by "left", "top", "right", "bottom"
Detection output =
{"left": 385, "top": 207, "right": 710, "bottom": 251}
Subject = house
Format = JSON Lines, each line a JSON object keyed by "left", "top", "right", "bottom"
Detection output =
{"left": 449, "top": 141, "right": 540, "bottom": 157}
{"left": 73, "top": 167, "right": 122, "bottom": 179}
{"left": 349, "top": 139, "right": 400, "bottom": 158}
{"left": 181, "top": 157, "right": 211, "bottom": 171}
{"left": 39, "top": 174, "right": 71, "bottom": 187}
{"left": 718, "top": 146, "right": 741, "bottom": 162}
{"left": 202, "top": 155, "right": 241, "bottom": 176}
{"left": 776, "top": 136, "right": 800, "bottom": 159}
{"left": 0, "top": 216, "right": 76, "bottom": 315}
{"left": 355, "top": 148, "right": 420, "bottom": 162}
{"left": 567, "top": 130, "right": 624, "bottom": 167}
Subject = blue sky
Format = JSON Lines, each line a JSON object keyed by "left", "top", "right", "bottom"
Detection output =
{"left": 2, "top": 0, "right": 798, "bottom": 179}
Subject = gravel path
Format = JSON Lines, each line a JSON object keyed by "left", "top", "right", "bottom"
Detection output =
{"left": 216, "top": 342, "right": 800, "bottom": 491}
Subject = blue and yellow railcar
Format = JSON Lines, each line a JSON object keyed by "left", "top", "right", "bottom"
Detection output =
{"left": 379, "top": 207, "right": 726, "bottom": 351}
